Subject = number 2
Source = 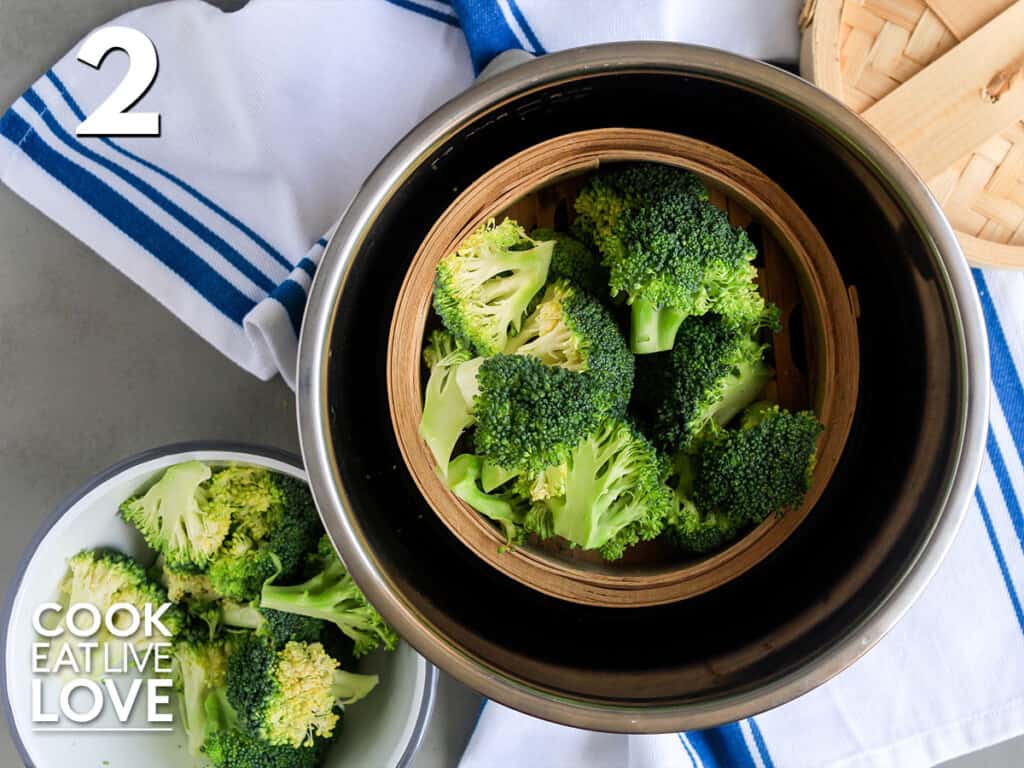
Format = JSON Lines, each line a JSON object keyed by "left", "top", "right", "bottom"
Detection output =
{"left": 76, "top": 27, "right": 160, "bottom": 137}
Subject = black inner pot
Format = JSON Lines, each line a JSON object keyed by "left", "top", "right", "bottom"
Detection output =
{"left": 325, "top": 72, "right": 961, "bottom": 704}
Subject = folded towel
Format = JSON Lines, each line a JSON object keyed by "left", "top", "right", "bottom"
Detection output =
{"left": 2, "top": 2, "right": 1023, "bottom": 767}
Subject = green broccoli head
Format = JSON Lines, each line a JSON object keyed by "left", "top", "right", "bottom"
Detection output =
{"left": 693, "top": 403, "right": 823, "bottom": 525}
{"left": 120, "top": 461, "right": 229, "bottom": 570}
{"left": 505, "top": 279, "right": 634, "bottom": 415}
{"left": 51, "top": 549, "right": 184, "bottom": 672}
{"left": 419, "top": 330, "right": 478, "bottom": 478}
{"left": 433, "top": 218, "right": 553, "bottom": 355}
{"left": 227, "top": 635, "right": 377, "bottom": 749}
{"left": 259, "top": 536, "right": 398, "bottom": 658}
{"left": 471, "top": 354, "right": 610, "bottom": 475}
{"left": 542, "top": 419, "right": 672, "bottom": 558}
{"left": 531, "top": 228, "right": 607, "bottom": 297}
{"left": 447, "top": 454, "right": 528, "bottom": 546}
{"left": 574, "top": 163, "right": 766, "bottom": 354}
{"left": 208, "top": 533, "right": 279, "bottom": 604}
{"left": 663, "top": 453, "right": 743, "bottom": 554}
{"left": 203, "top": 727, "right": 328, "bottom": 768}
{"left": 634, "top": 310, "right": 777, "bottom": 453}
{"left": 206, "top": 470, "right": 323, "bottom": 603}
{"left": 204, "top": 466, "right": 284, "bottom": 541}
{"left": 422, "top": 284, "right": 634, "bottom": 479}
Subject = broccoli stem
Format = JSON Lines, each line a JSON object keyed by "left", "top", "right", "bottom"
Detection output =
{"left": 448, "top": 454, "right": 525, "bottom": 544}
{"left": 219, "top": 600, "right": 263, "bottom": 631}
{"left": 260, "top": 573, "right": 384, "bottom": 655}
{"left": 630, "top": 298, "right": 687, "bottom": 354}
{"left": 330, "top": 669, "right": 379, "bottom": 706}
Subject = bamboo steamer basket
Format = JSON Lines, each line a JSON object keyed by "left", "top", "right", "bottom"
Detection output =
{"left": 387, "top": 128, "right": 859, "bottom": 608}
{"left": 800, "top": 0, "right": 1024, "bottom": 269}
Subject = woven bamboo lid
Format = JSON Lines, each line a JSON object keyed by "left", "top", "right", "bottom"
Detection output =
{"left": 800, "top": 0, "right": 1024, "bottom": 269}
{"left": 387, "top": 128, "right": 859, "bottom": 607}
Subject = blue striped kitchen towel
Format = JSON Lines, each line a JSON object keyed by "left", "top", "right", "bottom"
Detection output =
{"left": 1, "top": 1, "right": 1023, "bottom": 767}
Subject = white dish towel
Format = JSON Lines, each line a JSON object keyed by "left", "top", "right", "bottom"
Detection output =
{"left": 2, "top": 2, "right": 1024, "bottom": 767}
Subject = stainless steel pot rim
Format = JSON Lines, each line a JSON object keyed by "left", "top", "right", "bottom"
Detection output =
{"left": 297, "top": 42, "right": 990, "bottom": 732}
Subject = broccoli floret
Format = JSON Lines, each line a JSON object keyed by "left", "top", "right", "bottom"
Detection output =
{"left": 259, "top": 537, "right": 398, "bottom": 658}
{"left": 667, "top": 495, "right": 743, "bottom": 554}
{"left": 692, "top": 403, "right": 823, "bottom": 525}
{"left": 447, "top": 454, "right": 528, "bottom": 545}
{"left": 422, "top": 285, "right": 633, "bottom": 479}
{"left": 220, "top": 601, "right": 325, "bottom": 648}
{"left": 505, "top": 279, "right": 633, "bottom": 414}
{"left": 574, "top": 163, "right": 766, "bottom": 353}
{"left": 154, "top": 558, "right": 224, "bottom": 639}
{"left": 663, "top": 453, "right": 743, "bottom": 554}
{"left": 531, "top": 228, "right": 607, "bottom": 296}
{"left": 207, "top": 470, "right": 323, "bottom": 603}
{"left": 471, "top": 354, "right": 625, "bottom": 474}
{"left": 634, "top": 310, "right": 776, "bottom": 452}
{"left": 433, "top": 218, "right": 553, "bottom": 355}
{"left": 156, "top": 557, "right": 220, "bottom": 603}
{"left": 174, "top": 636, "right": 231, "bottom": 755}
{"left": 49, "top": 549, "right": 184, "bottom": 672}
{"left": 199, "top": 653, "right": 331, "bottom": 768}
{"left": 208, "top": 534, "right": 280, "bottom": 604}
{"left": 422, "top": 350, "right": 619, "bottom": 479}
{"left": 204, "top": 727, "right": 328, "bottom": 768}
{"left": 227, "top": 634, "right": 377, "bottom": 749}
{"left": 419, "top": 330, "right": 478, "bottom": 478}
{"left": 120, "top": 461, "right": 230, "bottom": 570}
{"left": 540, "top": 419, "right": 672, "bottom": 559}
{"left": 205, "top": 466, "right": 283, "bottom": 541}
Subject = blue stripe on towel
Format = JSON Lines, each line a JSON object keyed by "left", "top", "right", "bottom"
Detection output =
{"left": 686, "top": 723, "right": 757, "bottom": 768}
{"left": 385, "top": 0, "right": 460, "bottom": 27}
{"left": 451, "top": 0, "right": 523, "bottom": 73}
{"left": 975, "top": 270, "right": 1024, "bottom": 459}
{"left": 676, "top": 733, "right": 699, "bottom": 768}
{"left": 297, "top": 258, "right": 317, "bottom": 277}
{"left": 271, "top": 278, "right": 307, "bottom": 335}
{"left": 22, "top": 87, "right": 278, "bottom": 293}
{"left": 505, "top": 0, "right": 545, "bottom": 53}
{"left": 0, "top": 108, "right": 253, "bottom": 323}
{"left": 977, "top": 486, "right": 1024, "bottom": 634}
{"left": 748, "top": 718, "right": 773, "bottom": 768}
{"left": 46, "top": 70, "right": 293, "bottom": 271}
{"left": 987, "top": 428, "right": 1024, "bottom": 558}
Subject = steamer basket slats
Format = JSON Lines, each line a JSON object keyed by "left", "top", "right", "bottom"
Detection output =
{"left": 800, "top": 0, "right": 1024, "bottom": 269}
{"left": 387, "top": 128, "right": 860, "bottom": 607}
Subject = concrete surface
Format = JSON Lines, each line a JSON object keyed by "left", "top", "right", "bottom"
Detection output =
{"left": 0, "top": 2, "right": 1020, "bottom": 767}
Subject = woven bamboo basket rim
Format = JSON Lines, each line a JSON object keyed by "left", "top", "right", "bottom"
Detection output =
{"left": 387, "top": 128, "right": 860, "bottom": 607}
{"left": 800, "top": 0, "right": 1024, "bottom": 269}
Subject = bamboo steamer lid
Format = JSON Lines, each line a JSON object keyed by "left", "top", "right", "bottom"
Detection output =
{"left": 800, "top": 0, "right": 1024, "bottom": 269}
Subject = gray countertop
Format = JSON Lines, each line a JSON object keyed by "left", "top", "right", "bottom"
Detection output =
{"left": 0, "top": 2, "right": 1020, "bottom": 767}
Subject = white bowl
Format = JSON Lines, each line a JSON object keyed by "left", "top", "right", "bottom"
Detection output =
{"left": 2, "top": 443, "right": 436, "bottom": 768}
